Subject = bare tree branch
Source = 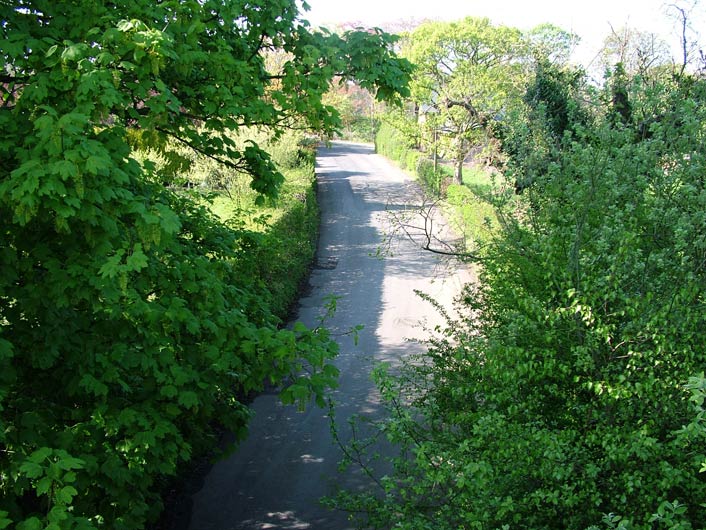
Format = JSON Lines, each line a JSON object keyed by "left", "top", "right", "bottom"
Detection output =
{"left": 378, "top": 186, "right": 486, "bottom": 262}
{"left": 156, "top": 126, "right": 247, "bottom": 173}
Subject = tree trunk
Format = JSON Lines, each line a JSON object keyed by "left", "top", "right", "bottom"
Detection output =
{"left": 454, "top": 157, "right": 463, "bottom": 185}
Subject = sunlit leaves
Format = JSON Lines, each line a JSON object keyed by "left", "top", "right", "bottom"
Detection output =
{"left": 401, "top": 17, "right": 525, "bottom": 183}
{"left": 0, "top": 0, "right": 411, "bottom": 528}
{"left": 335, "top": 52, "right": 706, "bottom": 529}
{"left": 243, "top": 141, "right": 284, "bottom": 202}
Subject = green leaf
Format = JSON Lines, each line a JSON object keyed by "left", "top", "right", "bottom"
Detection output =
{"left": 178, "top": 391, "right": 199, "bottom": 409}
{"left": 125, "top": 243, "right": 148, "bottom": 272}
{"left": 322, "top": 364, "right": 340, "bottom": 379}
{"left": 85, "top": 155, "right": 111, "bottom": 175}
{"left": 19, "top": 461, "right": 44, "bottom": 479}
{"left": 17, "top": 517, "right": 42, "bottom": 530}
{"left": 161, "top": 385, "right": 178, "bottom": 398}
{"left": 117, "top": 19, "right": 134, "bottom": 32}
{"left": 54, "top": 160, "right": 79, "bottom": 180}
{"left": 293, "top": 322, "right": 308, "bottom": 334}
{"left": 79, "top": 374, "right": 109, "bottom": 397}
{"left": 28, "top": 447, "right": 53, "bottom": 464}
{"left": 47, "top": 505, "right": 69, "bottom": 523}
{"left": 153, "top": 203, "right": 181, "bottom": 235}
{"left": 61, "top": 42, "right": 88, "bottom": 62}
{"left": 36, "top": 476, "right": 53, "bottom": 495}
{"left": 10, "top": 159, "right": 42, "bottom": 180}
{"left": 55, "top": 454, "right": 84, "bottom": 471}
{"left": 56, "top": 485, "right": 78, "bottom": 505}
{"left": 0, "top": 511, "right": 12, "bottom": 530}
{"left": 98, "top": 250, "right": 125, "bottom": 278}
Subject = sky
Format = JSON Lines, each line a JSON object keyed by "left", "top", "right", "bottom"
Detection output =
{"left": 299, "top": 0, "right": 705, "bottom": 70}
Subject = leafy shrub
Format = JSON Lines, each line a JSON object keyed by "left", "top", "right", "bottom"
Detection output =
{"left": 332, "top": 74, "right": 706, "bottom": 530}
{"left": 0, "top": 0, "right": 412, "bottom": 526}
{"left": 376, "top": 121, "right": 455, "bottom": 195}
{"left": 445, "top": 183, "right": 497, "bottom": 244}
{"left": 0, "top": 175, "right": 339, "bottom": 530}
{"left": 375, "top": 121, "right": 412, "bottom": 162}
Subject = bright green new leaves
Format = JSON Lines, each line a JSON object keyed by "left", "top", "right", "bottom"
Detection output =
{"left": 337, "top": 28, "right": 412, "bottom": 104}
{"left": 242, "top": 141, "right": 285, "bottom": 204}
{"left": 397, "top": 18, "right": 578, "bottom": 186}
{"left": 402, "top": 17, "right": 525, "bottom": 184}
{"left": 0, "top": 0, "right": 410, "bottom": 528}
{"left": 333, "top": 41, "right": 706, "bottom": 530}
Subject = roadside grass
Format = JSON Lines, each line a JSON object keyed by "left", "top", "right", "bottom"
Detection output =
{"left": 211, "top": 160, "right": 319, "bottom": 320}
{"left": 444, "top": 166, "right": 505, "bottom": 247}
{"left": 461, "top": 165, "right": 493, "bottom": 193}
{"left": 135, "top": 129, "right": 320, "bottom": 323}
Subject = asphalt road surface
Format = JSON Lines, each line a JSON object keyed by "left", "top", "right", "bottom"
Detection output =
{"left": 187, "top": 141, "right": 471, "bottom": 530}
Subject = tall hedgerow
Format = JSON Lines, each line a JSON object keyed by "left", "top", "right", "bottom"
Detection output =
{"left": 333, "top": 67, "right": 706, "bottom": 530}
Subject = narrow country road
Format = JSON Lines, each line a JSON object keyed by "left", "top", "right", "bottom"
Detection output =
{"left": 187, "top": 141, "right": 470, "bottom": 530}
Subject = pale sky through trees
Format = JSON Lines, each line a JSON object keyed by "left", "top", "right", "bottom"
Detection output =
{"left": 301, "top": 0, "right": 705, "bottom": 69}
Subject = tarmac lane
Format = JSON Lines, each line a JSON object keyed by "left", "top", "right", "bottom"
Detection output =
{"left": 187, "top": 141, "right": 471, "bottom": 530}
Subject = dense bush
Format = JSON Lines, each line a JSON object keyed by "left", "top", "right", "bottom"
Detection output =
{"left": 0, "top": 0, "right": 411, "bottom": 528}
{"left": 141, "top": 130, "right": 321, "bottom": 321}
{"left": 0, "top": 166, "right": 337, "bottom": 530}
{"left": 335, "top": 70, "right": 706, "bottom": 529}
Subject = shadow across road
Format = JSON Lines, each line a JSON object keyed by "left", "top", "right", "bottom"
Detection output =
{"left": 186, "top": 142, "right": 469, "bottom": 530}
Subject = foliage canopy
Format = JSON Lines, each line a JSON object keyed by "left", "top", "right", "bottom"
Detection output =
{"left": 339, "top": 16, "right": 706, "bottom": 530}
{"left": 0, "top": 1, "right": 411, "bottom": 528}
{"left": 400, "top": 17, "right": 575, "bottom": 185}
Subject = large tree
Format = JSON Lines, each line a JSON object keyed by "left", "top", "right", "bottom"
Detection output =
{"left": 402, "top": 17, "right": 526, "bottom": 185}
{"left": 0, "top": 1, "right": 411, "bottom": 528}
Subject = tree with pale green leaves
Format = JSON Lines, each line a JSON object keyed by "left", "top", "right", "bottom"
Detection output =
{"left": 524, "top": 22, "right": 580, "bottom": 66}
{"left": 401, "top": 17, "right": 526, "bottom": 184}
{"left": 0, "top": 1, "right": 411, "bottom": 528}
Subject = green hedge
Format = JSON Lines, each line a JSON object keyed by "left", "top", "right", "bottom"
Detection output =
{"left": 375, "top": 121, "right": 450, "bottom": 196}
{"left": 231, "top": 161, "right": 319, "bottom": 321}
